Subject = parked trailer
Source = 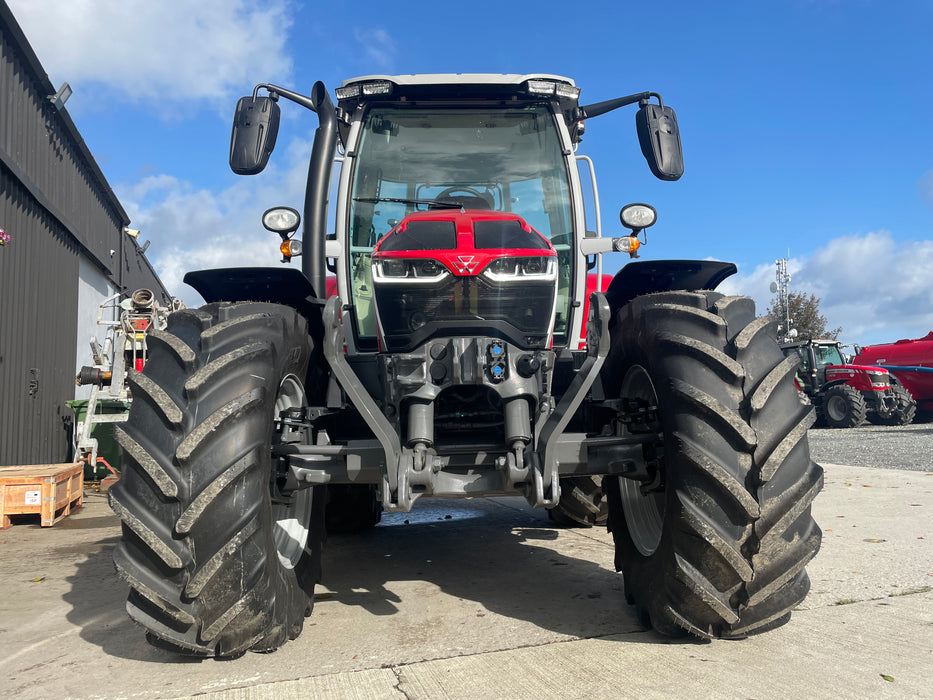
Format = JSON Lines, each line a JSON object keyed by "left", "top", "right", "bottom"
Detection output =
{"left": 854, "top": 331, "right": 933, "bottom": 421}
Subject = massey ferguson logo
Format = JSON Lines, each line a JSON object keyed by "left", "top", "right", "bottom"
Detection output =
{"left": 455, "top": 255, "right": 478, "bottom": 274}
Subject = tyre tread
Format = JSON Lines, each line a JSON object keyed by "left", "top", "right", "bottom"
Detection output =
{"left": 605, "top": 290, "right": 822, "bottom": 640}
{"left": 111, "top": 302, "right": 318, "bottom": 657}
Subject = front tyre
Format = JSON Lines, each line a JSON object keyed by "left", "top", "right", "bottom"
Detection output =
{"left": 867, "top": 385, "right": 917, "bottom": 426}
{"left": 603, "top": 292, "right": 823, "bottom": 639}
{"left": 108, "top": 302, "right": 323, "bottom": 657}
{"left": 547, "top": 476, "right": 608, "bottom": 528}
{"left": 819, "top": 385, "right": 867, "bottom": 428}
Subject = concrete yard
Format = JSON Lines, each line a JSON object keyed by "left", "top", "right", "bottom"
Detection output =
{"left": 0, "top": 462, "right": 931, "bottom": 699}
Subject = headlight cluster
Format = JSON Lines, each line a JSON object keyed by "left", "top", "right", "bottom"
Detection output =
{"left": 483, "top": 256, "right": 557, "bottom": 282}
{"left": 335, "top": 80, "right": 393, "bottom": 100}
{"left": 524, "top": 79, "right": 581, "bottom": 100}
{"left": 866, "top": 370, "right": 890, "bottom": 387}
{"left": 373, "top": 258, "right": 448, "bottom": 283}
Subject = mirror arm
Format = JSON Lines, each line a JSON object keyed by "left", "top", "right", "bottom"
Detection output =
{"left": 580, "top": 91, "right": 662, "bottom": 120}
{"left": 253, "top": 83, "right": 318, "bottom": 113}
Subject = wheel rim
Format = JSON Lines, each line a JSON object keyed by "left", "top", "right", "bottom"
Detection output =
{"left": 271, "top": 374, "right": 313, "bottom": 570}
{"left": 826, "top": 394, "right": 846, "bottom": 421}
{"left": 618, "top": 364, "right": 665, "bottom": 556}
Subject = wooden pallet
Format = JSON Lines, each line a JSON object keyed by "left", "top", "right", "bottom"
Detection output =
{"left": 0, "top": 463, "right": 84, "bottom": 529}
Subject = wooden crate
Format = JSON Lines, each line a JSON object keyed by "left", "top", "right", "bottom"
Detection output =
{"left": 0, "top": 463, "right": 84, "bottom": 529}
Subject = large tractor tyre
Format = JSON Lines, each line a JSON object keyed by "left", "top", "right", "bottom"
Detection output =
{"left": 325, "top": 484, "right": 383, "bottom": 534}
{"left": 819, "top": 385, "right": 867, "bottom": 428}
{"left": 602, "top": 291, "right": 823, "bottom": 639}
{"left": 108, "top": 302, "right": 324, "bottom": 658}
{"left": 547, "top": 476, "right": 608, "bottom": 528}
{"left": 867, "top": 385, "right": 917, "bottom": 426}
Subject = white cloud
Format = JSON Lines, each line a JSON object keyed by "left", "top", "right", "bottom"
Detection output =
{"left": 8, "top": 0, "right": 293, "bottom": 105}
{"left": 117, "top": 137, "right": 315, "bottom": 306}
{"left": 721, "top": 231, "right": 933, "bottom": 346}
{"left": 352, "top": 27, "right": 398, "bottom": 72}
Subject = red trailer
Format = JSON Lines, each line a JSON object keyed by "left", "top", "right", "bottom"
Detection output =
{"left": 854, "top": 332, "right": 933, "bottom": 421}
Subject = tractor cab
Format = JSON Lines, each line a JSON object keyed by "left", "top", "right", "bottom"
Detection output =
{"left": 786, "top": 340, "right": 848, "bottom": 392}
{"left": 332, "top": 74, "right": 669, "bottom": 354}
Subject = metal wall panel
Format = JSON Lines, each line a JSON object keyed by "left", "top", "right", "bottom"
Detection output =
{"left": 1, "top": 163, "right": 80, "bottom": 465}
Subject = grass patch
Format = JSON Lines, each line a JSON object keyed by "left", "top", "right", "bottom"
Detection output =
{"left": 888, "top": 586, "right": 932, "bottom": 598}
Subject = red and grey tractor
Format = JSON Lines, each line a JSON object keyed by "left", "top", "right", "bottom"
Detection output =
{"left": 108, "top": 74, "right": 822, "bottom": 657}
{"left": 781, "top": 339, "right": 916, "bottom": 427}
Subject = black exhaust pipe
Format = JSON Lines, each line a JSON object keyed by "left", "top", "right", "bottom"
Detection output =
{"left": 302, "top": 81, "right": 337, "bottom": 301}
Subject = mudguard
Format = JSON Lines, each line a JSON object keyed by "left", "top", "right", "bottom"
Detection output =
{"left": 604, "top": 259, "right": 737, "bottom": 311}
{"left": 184, "top": 267, "right": 320, "bottom": 312}
{"left": 184, "top": 267, "right": 325, "bottom": 343}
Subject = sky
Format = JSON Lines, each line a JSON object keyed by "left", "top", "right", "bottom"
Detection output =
{"left": 8, "top": 0, "right": 933, "bottom": 347}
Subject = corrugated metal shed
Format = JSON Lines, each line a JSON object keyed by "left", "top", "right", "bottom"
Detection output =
{"left": 0, "top": 164, "right": 81, "bottom": 463}
{"left": 1, "top": 2, "right": 171, "bottom": 465}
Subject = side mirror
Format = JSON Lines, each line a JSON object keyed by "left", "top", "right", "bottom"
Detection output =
{"left": 229, "top": 96, "right": 280, "bottom": 175}
{"left": 636, "top": 103, "right": 684, "bottom": 181}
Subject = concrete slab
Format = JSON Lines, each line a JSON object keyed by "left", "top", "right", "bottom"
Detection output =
{"left": 0, "top": 463, "right": 930, "bottom": 699}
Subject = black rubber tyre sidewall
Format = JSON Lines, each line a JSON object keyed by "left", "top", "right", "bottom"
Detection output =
{"left": 548, "top": 476, "right": 608, "bottom": 528}
{"left": 110, "top": 302, "right": 322, "bottom": 657}
{"left": 820, "top": 385, "right": 867, "bottom": 428}
{"left": 603, "top": 291, "right": 822, "bottom": 638}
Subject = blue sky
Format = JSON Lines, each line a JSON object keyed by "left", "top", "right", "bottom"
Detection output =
{"left": 9, "top": 0, "right": 933, "bottom": 346}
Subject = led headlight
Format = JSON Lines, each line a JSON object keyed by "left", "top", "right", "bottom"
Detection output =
{"left": 483, "top": 256, "right": 557, "bottom": 282}
{"left": 262, "top": 206, "right": 301, "bottom": 235}
{"left": 373, "top": 258, "right": 449, "bottom": 283}
{"left": 336, "top": 81, "right": 394, "bottom": 100}
{"left": 620, "top": 203, "right": 657, "bottom": 230}
{"left": 525, "top": 80, "right": 580, "bottom": 100}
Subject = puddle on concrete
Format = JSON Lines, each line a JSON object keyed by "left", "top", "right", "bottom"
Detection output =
{"left": 378, "top": 502, "right": 486, "bottom": 526}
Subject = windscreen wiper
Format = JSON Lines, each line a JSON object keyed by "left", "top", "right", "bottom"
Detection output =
{"left": 353, "top": 196, "right": 463, "bottom": 210}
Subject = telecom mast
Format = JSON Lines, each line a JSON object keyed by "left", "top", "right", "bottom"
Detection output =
{"left": 770, "top": 258, "right": 796, "bottom": 342}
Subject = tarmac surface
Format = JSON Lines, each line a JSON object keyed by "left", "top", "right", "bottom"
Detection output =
{"left": 0, "top": 461, "right": 931, "bottom": 699}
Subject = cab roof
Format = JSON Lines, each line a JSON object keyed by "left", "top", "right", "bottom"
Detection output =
{"left": 341, "top": 73, "right": 576, "bottom": 88}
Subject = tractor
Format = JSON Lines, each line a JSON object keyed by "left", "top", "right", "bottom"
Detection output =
{"left": 108, "top": 74, "right": 822, "bottom": 657}
{"left": 781, "top": 339, "right": 916, "bottom": 427}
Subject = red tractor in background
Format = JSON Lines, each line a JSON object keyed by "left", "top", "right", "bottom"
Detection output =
{"left": 781, "top": 339, "right": 916, "bottom": 428}
{"left": 854, "top": 331, "right": 933, "bottom": 422}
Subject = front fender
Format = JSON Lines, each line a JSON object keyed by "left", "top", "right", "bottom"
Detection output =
{"left": 184, "top": 266, "right": 319, "bottom": 309}
{"left": 604, "top": 260, "right": 737, "bottom": 311}
{"left": 184, "top": 267, "right": 325, "bottom": 343}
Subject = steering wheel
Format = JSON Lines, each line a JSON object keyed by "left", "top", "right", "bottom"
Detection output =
{"left": 437, "top": 186, "right": 484, "bottom": 200}
{"left": 435, "top": 186, "right": 494, "bottom": 210}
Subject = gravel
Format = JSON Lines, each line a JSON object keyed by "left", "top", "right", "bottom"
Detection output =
{"left": 807, "top": 421, "right": 933, "bottom": 472}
